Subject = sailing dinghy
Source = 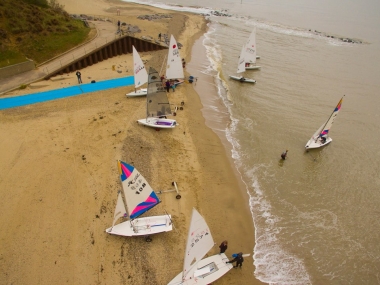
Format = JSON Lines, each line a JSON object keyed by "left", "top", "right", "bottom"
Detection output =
{"left": 137, "top": 67, "right": 178, "bottom": 128}
{"left": 167, "top": 208, "right": 233, "bottom": 285}
{"left": 244, "top": 27, "right": 261, "bottom": 70}
{"left": 229, "top": 45, "right": 256, "bottom": 83}
{"left": 165, "top": 35, "right": 185, "bottom": 86}
{"left": 106, "top": 160, "right": 173, "bottom": 241}
{"left": 126, "top": 46, "right": 148, "bottom": 97}
{"left": 305, "top": 96, "right": 344, "bottom": 149}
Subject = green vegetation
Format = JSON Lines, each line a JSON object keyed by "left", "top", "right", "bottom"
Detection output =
{"left": 0, "top": 0, "right": 91, "bottom": 68}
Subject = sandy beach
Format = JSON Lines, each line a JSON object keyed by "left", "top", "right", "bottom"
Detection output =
{"left": 0, "top": 1, "right": 265, "bottom": 284}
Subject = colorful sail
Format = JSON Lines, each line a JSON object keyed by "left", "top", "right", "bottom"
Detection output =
{"left": 132, "top": 46, "right": 148, "bottom": 88}
{"left": 317, "top": 97, "right": 344, "bottom": 139}
{"left": 166, "top": 35, "right": 184, "bottom": 80}
{"left": 244, "top": 27, "right": 257, "bottom": 64}
{"left": 118, "top": 160, "right": 160, "bottom": 219}
{"left": 305, "top": 96, "right": 344, "bottom": 149}
{"left": 182, "top": 208, "right": 214, "bottom": 280}
{"left": 146, "top": 67, "right": 172, "bottom": 118}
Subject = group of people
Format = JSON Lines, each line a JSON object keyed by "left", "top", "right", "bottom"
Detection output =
{"left": 161, "top": 75, "right": 175, "bottom": 92}
{"left": 218, "top": 240, "right": 244, "bottom": 269}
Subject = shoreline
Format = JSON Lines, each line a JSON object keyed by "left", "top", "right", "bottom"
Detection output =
{"left": 0, "top": 1, "right": 265, "bottom": 284}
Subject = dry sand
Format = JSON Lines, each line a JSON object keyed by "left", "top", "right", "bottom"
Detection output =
{"left": 0, "top": 1, "right": 266, "bottom": 284}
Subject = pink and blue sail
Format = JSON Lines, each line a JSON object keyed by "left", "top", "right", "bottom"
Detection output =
{"left": 118, "top": 160, "right": 160, "bottom": 219}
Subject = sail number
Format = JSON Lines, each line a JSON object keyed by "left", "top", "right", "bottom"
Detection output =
{"left": 127, "top": 173, "right": 147, "bottom": 194}
{"left": 190, "top": 230, "right": 209, "bottom": 248}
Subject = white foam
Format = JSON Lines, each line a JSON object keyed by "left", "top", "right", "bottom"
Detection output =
{"left": 122, "top": 0, "right": 213, "bottom": 14}
{"left": 200, "top": 21, "right": 311, "bottom": 284}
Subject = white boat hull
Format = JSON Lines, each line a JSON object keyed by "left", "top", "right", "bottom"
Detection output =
{"left": 126, "top": 88, "right": 147, "bottom": 97}
{"left": 168, "top": 253, "right": 233, "bottom": 285}
{"left": 305, "top": 137, "right": 332, "bottom": 149}
{"left": 245, "top": 65, "right": 261, "bottom": 70}
{"left": 137, "top": 117, "right": 178, "bottom": 128}
{"left": 106, "top": 215, "right": 172, "bottom": 237}
{"left": 229, "top": 75, "right": 256, "bottom": 83}
{"left": 174, "top": 79, "right": 184, "bottom": 86}
{"left": 167, "top": 253, "right": 233, "bottom": 285}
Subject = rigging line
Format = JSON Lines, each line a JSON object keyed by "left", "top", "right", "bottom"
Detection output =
{"left": 164, "top": 209, "right": 178, "bottom": 232}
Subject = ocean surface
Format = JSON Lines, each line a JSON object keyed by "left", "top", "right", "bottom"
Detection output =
{"left": 125, "top": 0, "right": 380, "bottom": 284}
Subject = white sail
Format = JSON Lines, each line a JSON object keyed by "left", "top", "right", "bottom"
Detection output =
{"left": 132, "top": 46, "right": 148, "bottom": 88}
{"left": 183, "top": 209, "right": 214, "bottom": 280}
{"left": 237, "top": 45, "right": 246, "bottom": 74}
{"left": 166, "top": 35, "right": 184, "bottom": 80}
{"left": 111, "top": 192, "right": 127, "bottom": 228}
{"left": 245, "top": 27, "right": 257, "bottom": 64}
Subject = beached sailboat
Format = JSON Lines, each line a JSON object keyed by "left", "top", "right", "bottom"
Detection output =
{"left": 165, "top": 35, "right": 185, "bottom": 86}
{"left": 229, "top": 45, "right": 256, "bottom": 83}
{"left": 106, "top": 160, "right": 173, "bottom": 241}
{"left": 137, "top": 67, "right": 177, "bottom": 128}
{"left": 244, "top": 27, "right": 261, "bottom": 70}
{"left": 168, "top": 208, "right": 233, "bottom": 285}
{"left": 305, "top": 96, "right": 344, "bottom": 149}
{"left": 126, "top": 46, "right": 148, "bottom": 97}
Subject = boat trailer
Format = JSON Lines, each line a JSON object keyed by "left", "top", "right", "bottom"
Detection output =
{"left": 155, "top": 181, "right": 181, "bottom": 199}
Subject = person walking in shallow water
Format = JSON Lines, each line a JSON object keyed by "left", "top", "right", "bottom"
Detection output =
{"left": 281, "top": 150, "right": 288, "bottom": 160}
{"left": 219, "top": 240, "right": 228, "bottom": 254}
{"left": 76, "top": 70, "right": 82, "bottom": 84}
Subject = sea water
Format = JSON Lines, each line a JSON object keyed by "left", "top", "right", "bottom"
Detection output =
{"left": 124, "top": 0, "right": 380, "bottom": 284}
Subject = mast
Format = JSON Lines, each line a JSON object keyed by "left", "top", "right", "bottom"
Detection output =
{"left": 159, "top": 53, "right": 167, "bottom": 77}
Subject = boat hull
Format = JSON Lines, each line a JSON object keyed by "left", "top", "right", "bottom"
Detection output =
{"left": 305, "top": 137, "right": 332, "bottom": 149}
{"left": 126, "top": 88, "right": 147, "bottom": 97}
{"left": 173, "top": 79, "right": 184, "bottom": 86}
{"left": 106, "top": 215, "right": 173, "bottom": 237}
{"left": 245, "top": 65, "right": 261, "bottom": 70}
{"left": 229, "top": 75, "right": 256, "bottom": 83}
{"left": 167, "top": 253, "right": 233, "bottom": 285}
{"left": 137, "top": 117, "right": 178, "bottom": 128}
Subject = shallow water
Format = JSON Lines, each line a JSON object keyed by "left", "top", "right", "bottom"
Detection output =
{"left": 126, "top": 0, "right": 380, "bottom": 283}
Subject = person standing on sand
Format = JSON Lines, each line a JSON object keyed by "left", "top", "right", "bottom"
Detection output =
{"left": 117, "top": 8, "right": 120, "bottom": 16}
{"left": 227, "top": 252, "right": 244, "bottom": 268}
{"left": 165, "top": 80, "right": 170, "bottom": 92}
{"left": 117, "top": 20, "right": 121, "bottom": 31}
{"left": 76, "top": 70, "right": 82, "bottom": 84}
{"left": 158, "top": 33, "right": 161, "bottom": 41}
{"left": 171, "top": 83, "right": 176, "bottom": 92}
{"left": 219, "top": 240, "right": 228, "bottom": 254}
